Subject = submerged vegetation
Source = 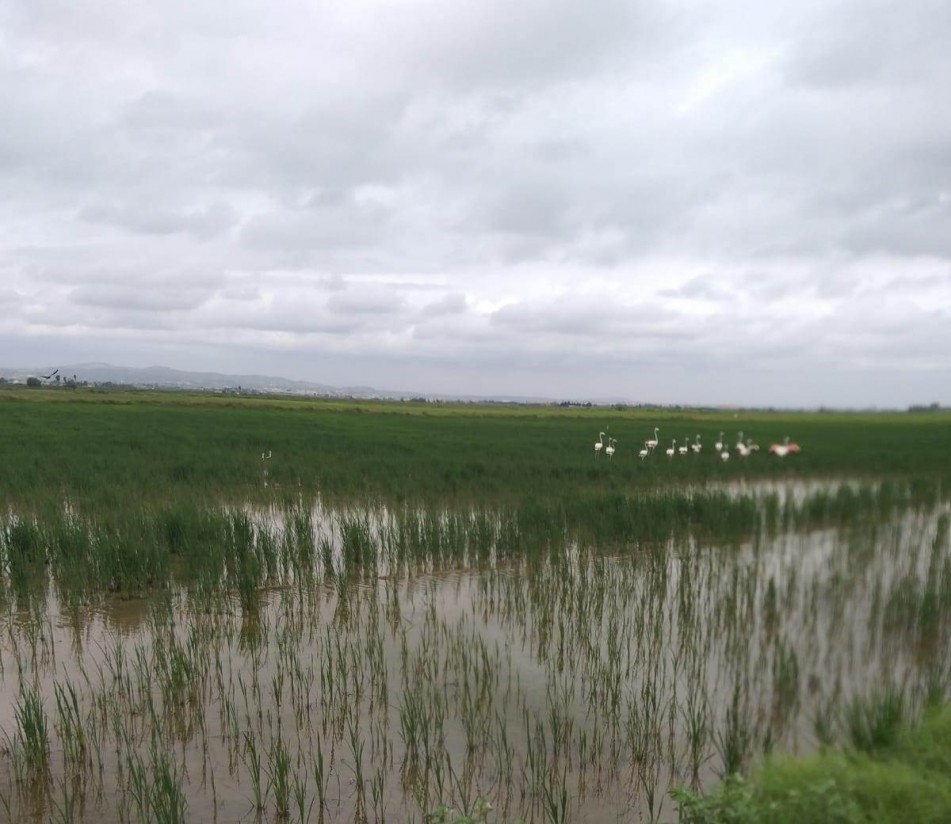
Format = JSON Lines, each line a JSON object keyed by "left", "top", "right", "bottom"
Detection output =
{"left": 0, "top": 388, "right": 950, "bottom": 821}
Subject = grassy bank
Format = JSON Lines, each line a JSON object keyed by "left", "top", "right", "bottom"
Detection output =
{"left": 675, "top": 697, "right": 951, "bottom": 823}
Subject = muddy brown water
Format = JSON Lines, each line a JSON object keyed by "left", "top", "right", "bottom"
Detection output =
{"left": 0, "top": 484, "right": 948, "bottom": 823}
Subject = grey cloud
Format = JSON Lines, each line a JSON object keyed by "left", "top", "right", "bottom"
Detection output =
{"left": 831, "top": 295, "right": 949, "bottom": 339}
{"left": 213, "top": 92, "right": 415, "bottom": 197}
{"left": 202, "top": 295, "right": 364, "bottom": 336}
{"left": 378, "top": 0, "right": 684, "bottom": 95}
{"left": 265, "top": 312, "right": 366, "bottom": 336}
{"left": 482, "top": 182, "right": 576, "bottom": 239}
{"left": 784, "top": 0, "right": 951, "bottom": 89}
{"left": 21, "top": 300, "right": 180, "bottom": 331}
{"left": 659, "top": 275, "right": 736, "bottom": 301}
{"left": 742, "top": 274, "right": 807, "bottom": 302}
{"left": 79, "top": 201, "right": 237, "bottom": 239}
{"left": 490, "top": 299, "right": 686, "bottom": 340}
{"left": 838, "top": 197, "right": 951, "bottom": 258}
{"left": 220, "top": 287, "right": 261, "bottom": 302}
{"left": 23, "top": 260, "right": 226, "bottom": 292}
{"left": 326, "top": 287, "right": 405, "bottom": 317}
{"left": 525, "top": 138, "right": 589, "bottom": 164}
{"left": 884, "top": 270, "right": 951, "bottom": 294}
{"left": 421, "top": 293, "right": 468, "bottom": 317}
{"left": 410, "top": 317, "right": 489, "bottom": 345}
{"left": 201, "top": 283, "right": 411, "bottom": 338}
{"left": 318, "top": 274, "right": 347, "bottom": 292}
{"left": 68, "top": 285, "right": 210, "bottom": 313}
{"left": 121, "top": 92, "right": 212, "bottom": 134}
{"left": 241, "top": 196, "right": 395, "bottom": 256}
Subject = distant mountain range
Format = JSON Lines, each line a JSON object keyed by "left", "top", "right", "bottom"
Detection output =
{"left": 0, "top": 362, "right": 567, "bottom": 404}
{"left": 1, "top": 362, "right": 395, "bottom": 398}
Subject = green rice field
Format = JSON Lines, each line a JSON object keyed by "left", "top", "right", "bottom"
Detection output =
{"left": 1, "top": 387, "right": 950, "bottom": 822}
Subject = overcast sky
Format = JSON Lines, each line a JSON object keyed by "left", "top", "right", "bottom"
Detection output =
{"left": 2, "top": 0, "right": 949, "bottom": 407}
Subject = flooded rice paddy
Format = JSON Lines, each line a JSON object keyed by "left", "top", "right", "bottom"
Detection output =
{"left": 1, "top": 479, "right": 949, "bottom": 823}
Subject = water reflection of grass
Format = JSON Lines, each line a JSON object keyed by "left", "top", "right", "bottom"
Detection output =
{"left": 2, "top": 481, "right": 944, "bottom": 611}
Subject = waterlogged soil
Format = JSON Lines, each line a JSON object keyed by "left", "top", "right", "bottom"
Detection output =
{"left": 0, "top": 491, "right": 949, "bottom": 823}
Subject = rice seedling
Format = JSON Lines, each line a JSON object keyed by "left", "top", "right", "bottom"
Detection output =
{"left": 149, "top": 746, "right": 188, "bottom": 824}
{"left": 714, "top": 682, "right": 754, "bottom": 778}
{"left": 312, "top": 744, "right": 329, "bottom": 819}
{"left": 267, "top": 735, "right": 292, "bottom": 820}
{"left": 803, "top": 670, "right": 838, "bottom": 744}
{"left": 12, "top": 683, "right": 51, "bottom": 778}
{"left": 49, "top": 775, "right": 79, "bottom": 824}
{"left": 844, "top": 684, "right": 907, "bottom": 753}
{"left": 242, "top": 730, "right": 268, "bottom": 815}
{"left": 53, "top": 681, "right": 87, "bottom": 775}
{"left": 347, "top": 714, "right": 368, "bottom": 822}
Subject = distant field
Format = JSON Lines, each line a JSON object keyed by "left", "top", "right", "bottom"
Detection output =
{"left": 1, "top": 386, "right": 949, "bottom": 508}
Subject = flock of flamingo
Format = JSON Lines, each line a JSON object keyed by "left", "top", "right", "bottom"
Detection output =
{"left": 593, "top": 429, "right": 801, "bottom": 461}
